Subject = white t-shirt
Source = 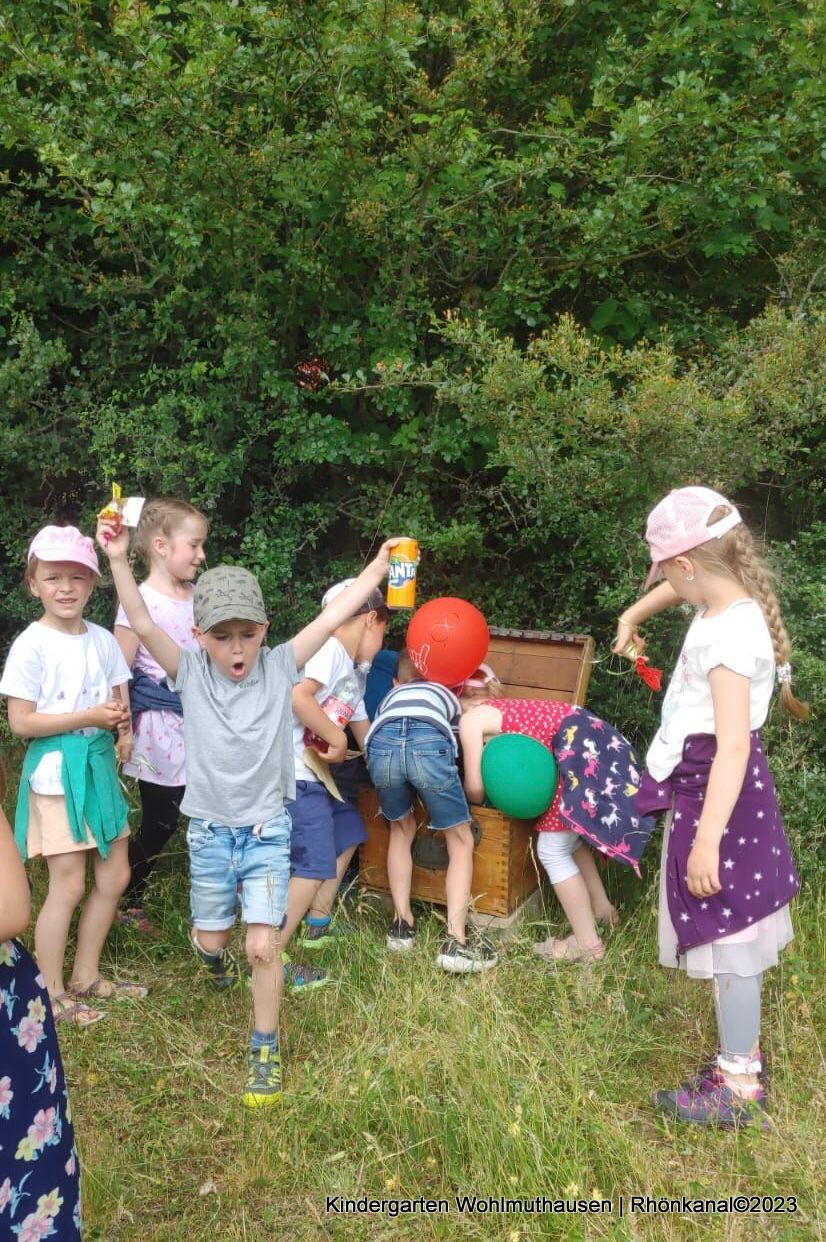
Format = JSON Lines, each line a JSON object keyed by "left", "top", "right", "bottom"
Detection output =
{"left": 646, "top": 598, "right": 775, "bottom": 782}
{"left": 0, "top": 621, "right": 132, "bottom": 794}
{"left": 291, "top": 637, "right": 368, "bottom": 782}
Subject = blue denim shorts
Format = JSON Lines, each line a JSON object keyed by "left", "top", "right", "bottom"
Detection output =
{"left": 186, "top": 811, "right": 291, "bottom": 930}
{"left": 365, "top": 719, "right": 470, "bottom": 831}
{"left": 287, "top": 781, "right": 367, "bottom": 880}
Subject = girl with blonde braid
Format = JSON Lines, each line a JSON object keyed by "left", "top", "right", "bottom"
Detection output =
{"left": 615, "top": 486, "right": 806, "bottom": 1129}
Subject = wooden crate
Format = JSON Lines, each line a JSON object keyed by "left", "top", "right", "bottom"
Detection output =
{"left": 358, "top": 627, "right": 594, "bottom": 917}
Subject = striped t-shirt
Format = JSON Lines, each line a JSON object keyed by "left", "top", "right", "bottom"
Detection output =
{"left": 365, "top": 681, "right": 462, "bottom": 754}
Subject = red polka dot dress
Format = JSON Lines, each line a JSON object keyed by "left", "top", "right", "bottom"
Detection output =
{"left": 484, "top": 698, "right": 570, "bottom": 832}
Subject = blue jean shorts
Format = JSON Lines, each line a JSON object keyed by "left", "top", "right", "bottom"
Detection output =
{"left": 365, "top": 719, "right": 470, "bottom": 830}
{"left": 287, "top": 781, "right": 367, "bottom": 881}
{"left": 186, "top": 811, "right": 291, "bottom": 931}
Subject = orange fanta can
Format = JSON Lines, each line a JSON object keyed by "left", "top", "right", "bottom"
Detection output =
{"left": 387, "top": 538, "right": 419, "bottom": 609}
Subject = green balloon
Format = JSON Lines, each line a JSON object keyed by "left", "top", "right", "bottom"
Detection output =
{"left": 480, "top": 733, "right": 558, "bottom": 819}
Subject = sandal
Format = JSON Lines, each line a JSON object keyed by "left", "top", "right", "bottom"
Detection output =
{"left": 533, "top": 934, "right": 605, "bottom": 963}
{"left": 69, "top": 977, "right": 148, "bottom": 1001}
{"left": 51, "top": 993, "right": 105, "bottom": 1027}
{"left": 117, "top": 907, "right": 160, "bottom": 936}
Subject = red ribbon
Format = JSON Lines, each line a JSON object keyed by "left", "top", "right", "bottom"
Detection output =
{"left": 635, "top": 657, "right": 663, "bottom": 692}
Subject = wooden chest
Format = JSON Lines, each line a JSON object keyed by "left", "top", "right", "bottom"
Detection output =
{"left": 358, "top": 627, "right": 595, "bottom": 918}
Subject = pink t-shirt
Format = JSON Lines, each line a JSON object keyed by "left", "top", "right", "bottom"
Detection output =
{"left": 115, "top": 582, "right": 198, "bottom": 787}
{"left": 485, "top": 698, "right": 570, "bottom": 832}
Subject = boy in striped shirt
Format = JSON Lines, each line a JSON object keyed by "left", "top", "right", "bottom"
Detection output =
{"left": 364, "top": 651, "right": 497, "bottom": 973}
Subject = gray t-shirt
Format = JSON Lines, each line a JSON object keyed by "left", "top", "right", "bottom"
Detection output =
{"left": 174, "top": 643, "right": 301, "bottom": 827}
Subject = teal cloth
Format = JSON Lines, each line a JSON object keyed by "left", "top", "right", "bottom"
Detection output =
{"left": 15, "top": 731, "right": 129, "bottom": 861}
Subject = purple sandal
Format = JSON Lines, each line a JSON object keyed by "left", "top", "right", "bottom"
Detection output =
{"left": 654, "top": 1076, "right": 769, "bottom": 1130}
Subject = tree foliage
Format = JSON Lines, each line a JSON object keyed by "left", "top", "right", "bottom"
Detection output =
{"left": 0, "top": 0, "right": 824, "bottom": 677}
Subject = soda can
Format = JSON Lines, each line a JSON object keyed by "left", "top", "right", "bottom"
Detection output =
{"left": 387, "top": 538, "right": 420, "bottom": 609}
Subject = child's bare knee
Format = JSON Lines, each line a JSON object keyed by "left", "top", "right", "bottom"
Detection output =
{"left": 60, "top": 871, "right": 87, "bottom": 908}
{"left": 245, "top": 925, "right": 278, "bottom": 965}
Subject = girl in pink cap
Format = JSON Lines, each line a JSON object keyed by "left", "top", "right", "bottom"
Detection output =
{"left": 614, "top": 486, "right": 807, "bottom": 1129}
{"left": 0, "top": 525, "right": 147, "bottom": 1026}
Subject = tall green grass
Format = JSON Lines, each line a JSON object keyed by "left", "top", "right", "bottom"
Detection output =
{"left": 24, "top": 836, "right": 824, "bottom": 1242}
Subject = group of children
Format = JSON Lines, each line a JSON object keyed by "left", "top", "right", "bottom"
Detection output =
{"left": 1, "top": 484, "right": 806, "bottom": 1133}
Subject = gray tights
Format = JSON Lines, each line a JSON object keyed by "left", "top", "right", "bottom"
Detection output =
{"left": 712, "top": 971, "right": 763, "bottom": 1073}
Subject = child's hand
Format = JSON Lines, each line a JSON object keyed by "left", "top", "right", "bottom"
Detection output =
{"left": 320, "top": 729, "right": 348, "bottom": 765}
{"left": 115, "top": 732, "right": 133, "bottom": 765}
{"left": 88, "top": 700, "right": 131, "bottom": 732}
{"left": 612, "top": 615, "right": 646, "bottom": 658}
{"left": 95, "top": 516, "right": 130, "bottom": 560}
{"left": 686, "top": 841, "right": 721, "bottom": 898}
{"left": 369, "top": 538, "right": 402, "bottom": 578}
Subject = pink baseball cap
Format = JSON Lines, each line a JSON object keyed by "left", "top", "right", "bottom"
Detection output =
{"left": 27, "top": 525, "right": 100, "bottom": 576}
{"left": 644, "top": 486, "right": 741, "bottom": 587}
{"left": 451, "top": 662, "right": 497, "bottom": 692}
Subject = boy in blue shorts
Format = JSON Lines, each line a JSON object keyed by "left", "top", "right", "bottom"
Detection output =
{"left": 364, "top": 651, "right": 498, "bottom": 973}
{"left": 282, "top": 580, "right": 389, "bottom": 962}
{"left": 97, "top": 516, "right": 396, "bottom": 1107}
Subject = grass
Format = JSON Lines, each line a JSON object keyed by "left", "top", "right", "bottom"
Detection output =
{"left": 21, "top": 835, "right": 824, "bottom": 1242}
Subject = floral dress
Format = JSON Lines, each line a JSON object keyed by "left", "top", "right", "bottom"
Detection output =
{"left": 0, "top": 939, "right": 81, "bottom": 1239}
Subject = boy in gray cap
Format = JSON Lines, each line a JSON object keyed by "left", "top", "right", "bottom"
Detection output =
{"left": 97, "top": 516, "right": 397, "bottom": 1108}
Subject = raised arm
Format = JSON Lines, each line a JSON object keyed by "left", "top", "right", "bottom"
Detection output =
{"left": 291, "top": 538, "right": 397, "bottom": 670}
{"left": 612, "top": 581, "right": 682, "bottom": 656}
{"left": 97, "top": 518, "right": 181, "bottom": 680}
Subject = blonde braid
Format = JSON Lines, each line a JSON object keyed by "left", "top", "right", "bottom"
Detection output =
{"left": 730, "top": 525, "right": 809, "bottom": 720}
{"left": 689, "top": 506, "right": 809, "bottom": 720}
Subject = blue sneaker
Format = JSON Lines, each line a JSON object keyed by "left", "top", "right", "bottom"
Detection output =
{"left": 283, "top": 958, "right": 329, "bottom": 992}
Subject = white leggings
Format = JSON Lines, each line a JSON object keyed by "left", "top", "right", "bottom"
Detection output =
{"left": 536, "top": 829, "right": 583, "bottom": 884}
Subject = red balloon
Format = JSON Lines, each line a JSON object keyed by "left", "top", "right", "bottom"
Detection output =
{"left": 406, "top": 598, "right": 489, "bottom": 686}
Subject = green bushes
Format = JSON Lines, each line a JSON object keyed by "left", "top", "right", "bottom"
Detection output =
{"left": 0, "top": 1, "right": 822, "bottom": 755}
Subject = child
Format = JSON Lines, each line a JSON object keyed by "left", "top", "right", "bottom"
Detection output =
{"left": 0, "top": 525, "right": 144, "bottom": 1026}
{"left": 615, "top": 485, "right": 805, "bottom": 1128}
{"left": 363, "top": 651, "right": 498, "bottom": 972}
{"left": 460, "top": 689, "right": 653, "bottom": 963}
{"left": 98, "top": 516, "right": 396, "bottom": 1107}
{"left": 114, "top": 497, "right": 208, "bottom": 933}
{"left": 281, "top": 579, "right": 389, "bottom": 970}
{"left": 0, "top": 757, "right": 81, "bottom": 1238}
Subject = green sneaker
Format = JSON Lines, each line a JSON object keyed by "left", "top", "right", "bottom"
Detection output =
{"left": 191, "top": 933, "right": 246, "bottom": 990}
{"left": 300, "top": 919, "right": 339, "bottom": 949}
{"left": 283, "top": 957, "right": 329, "bottom": 992}
{"left": 243, "top": 1045, "right": 282, "bottom": 1108}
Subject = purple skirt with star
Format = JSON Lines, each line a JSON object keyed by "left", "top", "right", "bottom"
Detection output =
{"left": 637, "top": 731, "right": 799, "bottom": 957}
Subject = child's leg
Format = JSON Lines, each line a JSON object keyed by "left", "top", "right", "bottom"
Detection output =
{"left": 536, "top": 832, "right": 603, "bottom": 956}
{"left": 246, "top": 922, "right": 283, "bottom": 1034}
{"left": 281, "top": 877, "right": 323, "bottom": 948}
{"left": 123, "top": 781, "right": 184, "bottom": 908}
{"left": 574, "top": 845, "right": 619, "bottom": 925}
{"left": 385, "top": 811, "right": 417, "bottom": 925}
{"left": 444, "top": 821, "right": 474, "bottom": 941}
{"left": 712, "top": 972, "right": 763, "bottom": 1096}
{"left": 35, "top": 851, "right": 88, "bottom": 998}
{"left": 307, "top": 797, "right": 369, "bottom": 919}
{"left": 70, "top": 837, "right": 131, "bottom": 989}
{"left": 309, "top": 845, "right": 356, "bottom": 919}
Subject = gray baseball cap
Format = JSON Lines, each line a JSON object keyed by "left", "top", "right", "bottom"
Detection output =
{"left": 193, "top": 565, "right": 267, "bottom": 632}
